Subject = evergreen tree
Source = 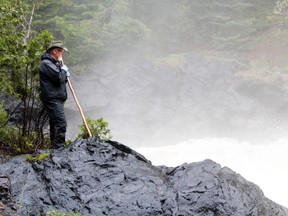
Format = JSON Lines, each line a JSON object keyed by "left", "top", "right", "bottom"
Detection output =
{"left": 23, "top": 0, "right": 150, "bottom": 64}
{"left": 0, "top": 0, "right": 53, "bottom": 153}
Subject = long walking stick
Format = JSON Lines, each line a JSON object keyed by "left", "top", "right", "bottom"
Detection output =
{"left": 67, "top": 78, "right": 92, "bottom": 138}
{"left": 61, "top": 60, "right": 92, "bottom": 137}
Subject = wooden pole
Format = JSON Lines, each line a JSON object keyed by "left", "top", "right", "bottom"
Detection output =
{"left": 67, "top": 78, "right": 92, "bottom": 138}
{"left": 60, "top": 59, "right": 92, "bottom": 138}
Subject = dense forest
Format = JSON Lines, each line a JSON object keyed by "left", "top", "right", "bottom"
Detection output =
{"left": 5, "top": 0, "right": 287, "bottom": 63}
{"left": 2, "top": 0, "right": 288, "bottom": 68}
{"left": 1, "top": 0, "right": 288, "bottom": 153}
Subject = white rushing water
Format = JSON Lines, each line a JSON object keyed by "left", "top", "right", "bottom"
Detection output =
{"left": 136, "top": 138, "right": 288, "bottom": 208}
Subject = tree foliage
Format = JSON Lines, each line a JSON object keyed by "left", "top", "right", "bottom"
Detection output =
{"left": 0, "top": 0, "right": 26, "bottom": 94}
{"left": 19, "top": 0, "right": 279, "bottom": 61}
{"left": 24, "top": 0, "right": 151, "bottom": 65}
{"left": 0, "top": 0, "right": 53, "bottom": 154}
{"left": 273, "top": 0, "right": 288, "bottom": 25}
{"left": 129, "top": 0, "right": 276, "bottom": 52}
{"left": 274, "top": 0, "right": 288, "bottom": 15}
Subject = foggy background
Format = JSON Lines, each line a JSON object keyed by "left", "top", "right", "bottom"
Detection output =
{"left": 66, "top": 52, "right": 288, "bottom": 147}
{"left": 65, "top": 0, "right": 288, "bottom": 147}
{"left": 61, "top": 0, "right": 288, "bottom": 207}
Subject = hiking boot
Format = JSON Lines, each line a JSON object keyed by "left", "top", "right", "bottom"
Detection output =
{"left": 52, "top": 143, "right": 65, "bottom": 149}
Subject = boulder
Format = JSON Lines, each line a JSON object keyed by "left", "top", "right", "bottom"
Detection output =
{"left": 0, "top": 137, "right": 287, "bottom": 215}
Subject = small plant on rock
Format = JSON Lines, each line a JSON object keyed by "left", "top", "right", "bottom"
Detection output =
{"left": 78, "top": 117, "right": 112, "bottom": 140}
{"left": 47, "top": 210, "right": 82, "bottom": 216}
{"left": 24, "top": 152, "right": 50, "bottom": 162}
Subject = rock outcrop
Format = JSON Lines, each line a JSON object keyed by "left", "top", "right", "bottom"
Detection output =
{"left": 0, "top": 137, "right": 287, "bottom": 216}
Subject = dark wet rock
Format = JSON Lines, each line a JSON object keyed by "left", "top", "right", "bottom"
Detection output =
{"left": 0, "top": 175, "right": 16, "bottom": 215}
{"left": 0, "top": 138, "right": 287, "bottom": 215}
{"left": 0, "top": 93, "right": 22, "bottom": 125}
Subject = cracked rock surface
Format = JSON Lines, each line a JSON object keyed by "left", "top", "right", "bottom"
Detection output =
{"left": 0, "top": 137, "right": 287, "bottom": 215}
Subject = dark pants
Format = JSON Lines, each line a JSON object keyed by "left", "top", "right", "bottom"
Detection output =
{"left": 43, "top": 99, "right": 67, "bottom": 149}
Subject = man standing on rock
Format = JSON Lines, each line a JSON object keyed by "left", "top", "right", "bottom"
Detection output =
{"left": 38, "top": 41, "right": 70, "bottom": 149}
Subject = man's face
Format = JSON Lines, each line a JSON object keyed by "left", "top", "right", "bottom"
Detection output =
{"left": 51, "top": 48, "right": 65, "bottom": 61}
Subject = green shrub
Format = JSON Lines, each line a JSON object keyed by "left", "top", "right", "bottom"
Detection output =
{"left": 0, "top": 103, "right": 7, "bottom": 124}
{"left": 48, "top": 210, "right": 82, "bottom": 216}
{"left": 78, "top": 117, "right": 112, "bottom": 140}
{"left": 24, "top": 152, "right": 50, "bottom": 162}
{"left": 0, "top": 119, "right": 50, "bottom": 154}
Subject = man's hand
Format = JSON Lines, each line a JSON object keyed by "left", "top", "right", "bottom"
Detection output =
{"left": 61, "top": 64, "right": 68, "bottom": 72}
{"left": 61, "top": 64, "right": 70, "bottom": 77}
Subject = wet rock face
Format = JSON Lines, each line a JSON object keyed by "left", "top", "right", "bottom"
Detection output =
{"left": 0, "top": 138, "right": 287, "bottom": 216}
{"left": 0, "top": 175, "right": 16, "bottom": 216}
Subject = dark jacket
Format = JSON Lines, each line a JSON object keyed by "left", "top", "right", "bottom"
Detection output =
{"left": 39, "top": 53, "right": 68, "bottom": 102}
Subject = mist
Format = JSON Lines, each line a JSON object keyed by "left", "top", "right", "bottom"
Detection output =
{"left": 64, "top": 0, "right": 288, "bottom": 207}
{"left": 66, "top": 51, "right": 288, "bottom": 147}
{"left": 66, "top": 0, "right": 288, "bottom": 146}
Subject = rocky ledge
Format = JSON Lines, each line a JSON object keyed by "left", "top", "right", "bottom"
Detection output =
{"left": 0, "top": 137, "right": 287, "bottom": 216}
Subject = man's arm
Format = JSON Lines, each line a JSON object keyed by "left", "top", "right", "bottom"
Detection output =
{"left": 40, "top": 60, "right": 67, "bottom": 84}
